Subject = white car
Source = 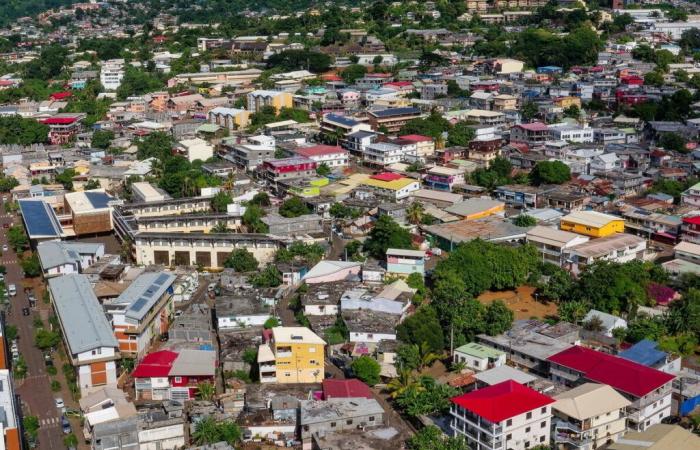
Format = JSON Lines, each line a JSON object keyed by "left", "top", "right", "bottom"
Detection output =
{"left": 1, "top": 245, "right": 7, "bottom": 252}
{"left": 54, "top": 398, "right": 65, "bottom": 412}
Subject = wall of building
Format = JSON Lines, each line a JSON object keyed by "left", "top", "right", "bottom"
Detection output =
{"left": 560, "top": 219, "right": 624, "bottom": 238}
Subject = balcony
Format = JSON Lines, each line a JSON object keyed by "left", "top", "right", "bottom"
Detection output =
{"left": 451, "top": 406, "right": 502, "bottom": 434}
{"left": 554, "top": 431, "right": 591, "bottom": 448}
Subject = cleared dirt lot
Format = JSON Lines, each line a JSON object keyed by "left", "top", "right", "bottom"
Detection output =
{"left": 477, "top": 285, "right": 557, "bottom": 320}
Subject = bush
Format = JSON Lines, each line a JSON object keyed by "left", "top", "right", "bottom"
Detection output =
{"left": 50, "top": 380, "right": 61, "bottom": 392}
{"left": 350, "top": 356, "right": 381, "bottom": 386}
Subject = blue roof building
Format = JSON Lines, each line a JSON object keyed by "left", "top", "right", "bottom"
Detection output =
{"left": 619, "top": 339, "right": 668, "bottom": 368}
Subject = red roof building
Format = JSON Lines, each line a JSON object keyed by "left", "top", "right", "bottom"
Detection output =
{"left": 451, "top": 380, "right": 555, "bottom": 449}
{"left": 322, "top": 379, "right": 372, "bottom": 400}
{"left": 132, "top": 349, "right": 216, "bottom": 401}
{"left": 291, "top": 144, "right": 349, "bottom": 168}
{"left": 131, "top": 350, "right": 178, "bottom": 378}
{"left": 398, "top": 134, "right": 432, "bottom": 143}
{"left": 49, "top": 91, "right": 73, "bottom": 101}
{"left": 370, "top": 172, "right": 403, "bottom": 182}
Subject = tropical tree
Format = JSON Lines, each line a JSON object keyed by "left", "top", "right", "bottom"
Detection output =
{"left": 407, "top": 426, "right": 469, "bottom": 450}
{"left": 363, "top": 215, "right": 414, "bottom": 259}
{"left": 406, "top": 202, "right": 425, "bottom": 225}
{"left": 197, "top": 382, "right": 215, "bottom": 401}
{"left": 192, "top": 416, "right": 220, "bottom": 445}
{"left": 223, "top": 249, "right": 258, "bottom": 272}
{"left": 211, "top": 221, "right": 231, "bottom": 233}
{"left": 386, "top": 368, "right": 421, "bottom": 399}
{"left": 211, "top": 191, "right": 233, "bottom": 212}
{"left": 351, "top": 356, "right": 381, "bottom": 386}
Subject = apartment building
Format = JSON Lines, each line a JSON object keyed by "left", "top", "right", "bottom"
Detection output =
{"left": 48, "top": 274, "right": 119, "bottom": 396}
{"left": 548, "top": 346, "right": 675, "bottom": 432}
{"left": 398, "top": 134, "right": 435, "bottom": 157}
{"left": 367, "top": 107, "right": 422, "bottom": 133}
{"left": 208, "top": 106, "right": 250, "bottom": 131}
{"left": 246, "top": 90, "right": 293, "bottom": 113}
{"left": 510, "top": 122, "right": 550, "bottom": 147}
{"left": 549, "top": 125, "right": 594, "bottom": 143}
{"left": 105, "top": 272, "right": 176, "bottom": 358}
{"left": 565, "top": 233, "right": 647, "bottom": 273}
{"left": 0, "top": 322, "right": 22, "bottom": 450}
{"left": 364, "top": 142, "right": 409, "bottom": 166}
{"left": 360, "top": 172, "right": 420, "bottom": 200}
{"left": 167, "top": 69, "right": 262, "bottom": 88}
{"left": 552, "top": 383, "right": 630, "bottom": 450}
{"left": 321, "top": 114, "right": 372, "bottom": 143}
{"left": 526, "top": 226, "right": 590, "bottom": 266}
{"left": 560, "top": 210, "right": 625, "bottom": 238}
{"left": 64, "top": 189, "right": 115, "bottom": 236}
{"left": 262, "top": 157, "right": 317, "bottom": 183}
{"left": 258, "top": 327, "right": 325, "bottom": 384}
{"left": 423, "top": 166, "right": 465, "bottom": 191}
{"left": 451, "top": 380, "right": 555, "bottom": 450}
{"left": 100, "top": 59, "right": 125, "bottom": 91}
{"left": 132, "top": 349, "right": 216, "bottom": 401}
{"left": 41, "top": 114, "right": 85, "bottom": 145}
{"left": 291, "top": 144, "right": 349, "bottom": 168}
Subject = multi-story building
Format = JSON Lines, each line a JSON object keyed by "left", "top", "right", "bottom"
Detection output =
{"left": 453, "top": 342, "right": 506, "bottom": 372}
{"left": 132, "top": 349, "right": 216, "bottom": 401}
{"left": 100, "top": 59, "right": 125, "bottom": 91}
{"left": 300, "top": 398, "right": 385, "bottom": 449}
{"left": 0, "top": 321, "right": 22, "bottom": 450}
{"left": 565, "top": 233, "right": 647, "bottom": 273}
{"left": 398, "top": 134, "right": 435, "bottom": 158}
{"left": 423, "top": 166, "right": 465, "bottom": 191}
{"left": 451, "top": 380, "right": 555, "bottom": 450}
{"left": 36, "top": 241, "right": 105, "bottom": 278}
{"left": 552, "top": 383, "right": 630, "bottom": 450}
{"left": 363, "top": 142, "right": 409, "bottom": 166}
{"left": 104, "top": 272, "right": 176, "bottom": 358}
{"left": 494, "top": 184, "right": 556, "bottom": 209}
{"left": 492, "top": 94, "right": 518, "bottom": 111}
{"left": 548, "top": 346, "right": 675, "bottom": 432}
{"left": 526, "top": 226, "right": 589, "bottom": 266}
{"left": 48, "top": 274, "right": 120, "bottom": 396}
{"left": 367, "top": 107, "right": 422, "bottom": 133}
{"left": 64, "top": 189, "right": 115, "bottom": 236}
{"left": 620, "top": 206, "right": 681, "bottom": 240}
{"left": 291, "top": 144, "right": 349, "bottom": 169}
{"left": 321, "top": 114, "right": 373, "bottom": 144}
{"left": 386, "top": 248, "right": 425, "bottom": 276}
{"left": 345, "top": 130, "right": 378, "bottom": 156}
{"left": 549, "top": 125, "right": 594, "bottom": 143}
{"left": 510, "top": 122, "right": 550, "bottom": 147}
{"left": 41, "top": 114, "right": 85, "bottom": 145}
{"left": 208, "top": 106, "right": 250, "bottom": 131}
{"left": 559, "top": 210, "right": 625, "bottom": 238}
{"left": 246, "top": 90, "right": 293, "bottom": 113}
{"left": 258, "top": 327, "right": 325, "bottom": 384}
{"left": 360, "top": 172, "right": 420, "bottom": 201}
{"left": 681, "top": 181, "right": 700, "bottom": 207}
{"left": 167, "top": 69, "right": 262, "bottom": 88}
{"left": 262, "top": 157, "right": 317, "bottom": 184}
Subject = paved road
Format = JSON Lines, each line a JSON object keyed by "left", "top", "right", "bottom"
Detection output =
{"left": 0, "top": 201, "right": 65, "bottom": 449}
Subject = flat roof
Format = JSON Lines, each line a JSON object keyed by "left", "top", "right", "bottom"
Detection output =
{"left": 386, "top": 248, "right": 424, "bottom": 257}
{"left": 473, "top": 365, "right": 537, "bottom": 386}
{"left": 569, "top": 233, "right": 644, "bottom": 258}
{"left": 527, "top": 226, "right": 587, "bottom": 247}
{"left": 455, "top": 342, "right": 505, "bottom": 359}
{"left": 411, "top": 189, "right": 463, "bottom": 204}
{"left": 116, "top": 272, "right": 176, "bottom": 322}
{"left": 272, "top": 326, "right": 325, "bottom": 345}
{"left": 18, "top": 199, "right": 63, "bottom": 238}
{"left": 444, "top": 198, "right": 504, "bottom": 218}
{"left": 48, "top": 274, "right": 118, "bottom": 355}
{"left": 65, "top": 189, "right": 113, "bottom": 213}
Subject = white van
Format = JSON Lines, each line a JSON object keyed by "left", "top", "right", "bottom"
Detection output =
{"left": 7, "top": 284, "right": 16, "bottom": 297}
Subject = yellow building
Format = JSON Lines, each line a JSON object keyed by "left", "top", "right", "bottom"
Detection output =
{"left": 247, "top": 90, "right": 293, "bottom": 113}
{"left": 208, "top": 107, "right": 251, "bottom": 131}
{"left": 258, "top": 327, "right": 325, "bottom": 384}
{"left": 360, "top": 173, "right": 421, "bottom": 201}
{"left": 554, "top": 96, "right": 582, "bottom": 109}
{"left": 560, "top": 210, "right": 624, "bottom": 238}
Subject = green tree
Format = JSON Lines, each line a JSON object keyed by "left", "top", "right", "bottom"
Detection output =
{"left": 363, "top": 215, "right": 414, "bottom": 259}
{"left": 249, "top": 192, "right": 271, "bottom": 207}
{"left": 117, "top": 66, "right": 164, "bottom": 99}
{"left": 396, "top": 376, "right": 457, "bottom": 417}
{"left": 483, "top": 300, "right": 514, "bottom": 336}
{"left": 341, "top": 64, "right": 367, "bottom": 84}
{"left": 351, "top": 356, "right": 381, "bottom": 386}
{"left": 407, "top": 426, "right": 469, "bottom": 450}
{"left": 278, "top": 197, "right": 310, "bottom": 218}
{"left": 137, "top": 132, "right": 173, "bottom": 160}
{"left": 263, "top": 317, "right": 279, "bottom": 329}
{"left": 63, "top": 434, "right": 79, "bottom": 448}
{"left": 7, "top": 226, "right": 28, "bottom": 252}
{"left": 211, "top": 191, "right": 233, "bottom": 212}
{"left": 243, "top": 204, "right": 269, "bottom": 233}
{"left": 21, "top": 254, "right": 41, "bottom": 277}
{"left": 34, "top": 329, "right": 61, "bottom": 350}
{"left": 397, "top": 306, "right": 444, "bottom": 352}
{"left": 251, "top": 265, "right": 282, "bottom": 288}
{"left": 197, "top": 382, "right": 215, "bottom": 401}
{"left": 563, "top": 104, "right": 581, "bottom": 118}
{"left": 316, "top": 162, "right": 331, "bottom": 177}
{"left": 659, "top": 133, "right": 687, "bottom": 152}
{"left": 644, "top": 71, "right": 664, "bottom": 87}
{"left": 521, "top": 101, "right": 539, "bottom": 121}
{"left": 513, "top": 214, "right": 537, "bottom": 227}
{"left": 91, "top": 129, "right": 114, "bottom": 149}
{"left": 0, "top": 176, "right": 19, "bottom": 192}
{"left": 0, "top": 116, "right": 49, "bottom": 145}
{"left": 406, "top": 202, "right": 425, "bottom": 225}
{"left": 55, "top": 168, "right": 76, "bottom": 190}
{"left": 223, "top": 249, "right": 259, "bottom": 272}
{"left": 192, "top": 417, "right": 220, "bottom": 445}
{"left": 266, "top": 49, "right": 332, "bottom": 73}
{"left": 399, "top": 112, "right": 451, "bottom": 140}
{"left": 447, "top": 121, "right": 475, "bottom": 147}
{"left": 530, "top": 161, "right": 571, "bottom": 185}
{"left": 84, "top": 179, "right": 101, "bottom": 190}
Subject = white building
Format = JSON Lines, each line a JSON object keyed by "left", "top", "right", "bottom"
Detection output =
{"left": 565, "top": 233, "right": 647, "bottom": 274}
{"left": 549, "top": 124, "right": 594, "bottom": 144}
{"left": 176, "top": 138, "right": 214, "bottom": 163}
{"left": 100, "top": 59, "right": 125, "bottom": 91}
{"left": 36, "top": 241, "right": 105, "bottom": 278}
{"left": 582, "top": 309, "right": 627, "bottom": 337}
{"left": 526, "top": 226, "right": 590, "bottom": 267}
{"left": 292, "top": 144, "right": 349, "bottom": 168}
{"left": 453, "top": 342, "right": 506, "bottom": 372}
{"left": 451, "top": 380, "right": 555, "bottom": 450}
{"left": 364, "top": 142, "right": 415, "bottom": 165}
{"left": 589, "top": 153, "right": 621, "bottom": 174}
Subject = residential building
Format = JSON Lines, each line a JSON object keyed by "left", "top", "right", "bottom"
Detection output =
{"left": 262, "top": 157, "right": 317, "bottom": 183}
{"left": 246, "top": 90, "right": 293, "bottom": 113}
{"left": 167, "top": 69, "right": 262, "bottom": 87}
{"left": 451, "top": 380, "right": 555, "bottom": 450}
{"left": 41, "top": 114, "right": 84, "bottom": 145}
{"left": 132, "top": 349, "right": 216, "bottom": 401}
{"left": 620, "top": 206, "right": 681, "bottom": 241}
{"left": 364, "top": 142, "right": 411, "bottom": 166}
{"left": 130, "top": 182, "right": 170, "bottom": 203}
{"left": 681, "top": 216, "right": 700, "bottom": 245}
{"left": 321, "top": 114, "right": 372, "bottom": 143}
{"left": 258, "top": 327, "right": 325, "bottom": 384}
{"left": 549, "top": 124, "right": 594, "bottom": 143}
{"left": 104, "top": 272, "right": 176, "bottom": 358}
{"left": 100, "top": 59, "right": 125, "bottom": 91}
{"left": 36, "top": 241, "right": 104, "bottom": 278}
{"left": 608, "top": 424, "right": 700, "bottom": 450}
{"left": 560, "top": 210, "right": 625, "bottom": 238}
{"left": 493, "top": 94, "right": 518, "bottom": 111}
{"left": 548, "top": 346, "right": 675, "bottom": 431}
{"left": 79, "top": 387, "right": 137, "bottom": 440}
{"left": 291, "top": 144, "right": 349, "bottom": 168}
{"left": 360, "top": 172, "right": 420, "bottom": 200}
{"left": 424, "top": 166, "right": 465, "bottom": 191}
{"left": 453, "top": 342, "right": 506, "bottom": 372}
{"left": 386, "top": 248, "right": 425, "bottom": 276}
{"left": 48, "top": 274, "right": 119, "bottom": 396}
{"left": 552, "top": 383, "right": 631, "bottom": 450}
{"left": 175, "top": 138, "right": 214, "bottom": 163}
{"left": 494, "top": 184, "right": 556, "bottom": 209}
{"left": 682, "top": 182, "right": 700, "bottom": 207}
{"left": 565, "top": 233, "right": 646, "bottom": 273}
{"left": 582, "top": 309, "right": 627, "bottom": 337}
{"left": 510, "top": 122, "right": 550, "bottom": 147}
{"left": 444, "top": 198, "right": 505, "bottom": 220}
{"left": 662, "top": 241, "right": 700, "bottom": 276}
{"left": 208, "top": 106, "right": 250, "bottom": 131}
{"left": 301, "top": 260, "right": 362, "bottom": 284}
{"left": 64, "top": 189, "right": 115, "bottom": 236}
{"left": 526, "top": 226, "right": 590, "bottom": 266}
{"left": 398, "top": 134, "right": 435, "bottom": 157}
{"left": 300, "top": 398, "right": 384, "bottom": 449}
{"left": 0, "top": 366, "right": 22, "bottom": 450}
{"left": 590, "top": 153, "right": 622, "bottom": 174}
{"left": 367, "top": 107, "right": 422, "bottom": 133}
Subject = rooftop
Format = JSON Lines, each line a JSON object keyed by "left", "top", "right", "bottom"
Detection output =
{"left": 65, "top": 189, "right": 114, "bottom": 213}
{"left": 473, "top": 365, "right": 537, "bottom": 386}
{"left": 553, "top": 383, "right": 631, "bottom": 420}
{"left": 569, "top": 233, "right": 644, "bottom": 258}
{"left": 115, "top": 272, "right": 176, "bottom": 322}
{"left": 451, "top": 380, "right": 555, "bottom": 423}
{"left": 444, "top": 198, "right": 504, "bottom": 218}
{"left": 272, "top": 326, "right": 325, "bottom": 345}
{"left": 608, "top": 424, "right": 700, "bottom": 450}
{"left": 561, "top": 210, "right": 624, "bottom": 228}
{"left": 526, "top": 226, "right": 587, "bottom": 247}
{"left": 618, "top": 339, "right": 668, "bottom": 368}
{"left": 455, "top": 342, "right": 505, "bottom": 360}
{"left": 300, "top": 397, "right": 384, "bottom": 425}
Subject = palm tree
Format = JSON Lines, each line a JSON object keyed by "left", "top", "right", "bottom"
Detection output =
{"left": 406, "top": 202, "right": 425, "bottom": 225}
{"left": 451, "top": 360, "right": 467, "bottom": 373}
{"left": 211, "top": 221, "right": 230, "bottom": 233}
{"left": 386, "top": 368, "right": 421, "bottom": 399}
{"left": 192, "top": 416, "right": 219, "bottom": 445}
{"left": 223, "top": 172, "right": 236, "bottom": 192}
{"left": 417, "top": 342, "right": 441, "bottom": 370}
{"left": 197, "top": 381, "right": 215, "bottom": 401}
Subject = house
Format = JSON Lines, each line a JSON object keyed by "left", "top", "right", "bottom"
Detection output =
{"left": 444, "top": 198, "right": 505, "bottom": 220}
{"left": 262, "top": 157, "right": 317, "bottom": 184}
{"left": 360, "top": 172, "right": 420, "bottom": 200}
{"left": 590, "top": 153, "right": 621, "bottom": 174}
{"left": 608, "top": 424, "right": 700, "bottom": 450}
{"left": 552, "top": 383, "right": 631, "bottom": 450}
{"left": 367, "top": 107, "right": 422, "bottom": 133}
{"left": 176, "top": 138, "right": 214, "bottom": 163}
{"left": 560, "top": 210, "right": 625, "bottom": 238}
{"left": 48, "top": 274, "right": 119, "bottom": 396}
{"left": 662, "top": 241, "right": 700, "bottom": 276}
{"left": 548, "top": 346, "right": 675, "bottom": 431}
{"left": 91, "top": 408, "right": 186, "bottom": 450}
{"left": 321, "top": 114, "right": 372, "bottom": 143}
{"left": 681, "top": 181, "right": 700, "bottom": 207}
{"left": 246, "top": 90, "right": 293, "bottom": 113}
{"left": 215, "top": 293, "right": 273, "bottom": 330}
{"left": 450, "top": 380, "right": 555, "bottom": 450}
{"left": 130, "top": 182, "right": 170, "bottom": 203}
{"left": 132, "top": 349, "right": 216, "bottom": 401}
{"left": 423, "top": 166, "right": 465, "bottom": 191}
{"left": 582, "top": 309, "right": 628, "bottom": 337}
{"left": 104, "top": 272, "right": 176, "bottom": 358}
{"left": 100, "top": 59, "right": 124, "bottom": 91}
{"left": 291, "top": 144, "right": 349, "bottom": 169}
{"left": 299, "top": 397, "right": 384, "bottom": 449}
{"left": 510, "top": 122, "right": 550, "bottom": 147}
{"left": 618, "top": 339, "right": 681, "bottom": 374}
{"left": 302, "top": 260, "right": 362, "bottom": 284}
{"left": 322, "top": 379, "right": 372, "bottom": 400}
{"left": 258, "top": 327, "right": 325, "bottom": 384}
{"left": 473, "top": 365, "right": 537, "bottom": 389}
{"left": 208, "top": 106, "right": 250, "bottom": 131}
{"left": 494, "top": 185, "right": 556, "bottom": 209}
{"left": 453, "top": 343, "right": 506, "bottom": 372}
{"left": 36, "top": 241, "right": 105, "bottom": 277}
{"left": 526, "top": 226, "right": 589, "bottom": 266}
{"left": 398, "top": 134, "right": 435, "bottom": 157}
{"left": 0, "top": 367, "right": 21, "bottom": 450}
{"left": 386, "top": 248, "right": 425, "bottom": 277}
{"left": 565, "top": 233, "right": 647, "bottom": 273}
{"left": 79, "top": 386, "right": 138, "bottom": 439}
{"left": 41, "top": 114, "right": 84, "bottom": 145}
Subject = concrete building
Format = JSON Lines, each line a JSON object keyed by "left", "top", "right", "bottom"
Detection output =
{"left": 451, "top": 380, "right": 555, "bottom": 450}
{"left": 64, "top": 189, "right": 115, "bottom": 236}
{"left": 258, "top": 327, "right": 325, "bottom": 384}
{"left": 208, "top": 106, "right": 250, "bottom": 131}
{"left": 0, "top": 361, "right": 22, "bottom": 450}
{"left": 176, "top": 138, "right": 214, "bottom": 163}
{"left": 386, "top": 248, "right": 425, "bottom": 276}
{"left": 36, "top": 241, "right": 104, "bottom": 277}
{"left": 130, "top": 182, "right": 170, "bottom": 203}
{"left": 608, "top": 423, "right": 700, "bottom": 450}
{"left": 291, "top": 144, "right": 349, "bottom": 169}
{"left": 367, "top": 107, "right": 422, "bottom": 133}
{"left": 453, "top": 342, "right": 506, "bottom": 372}
{"left": 548, "top": 346, "right": 675, "bottom": 432}
{"left": 424, "top": 166, "right": 465, "bottom": 191}
{"left": 559, "top": 210, "right": 625, "bottom": 238}
{"left": 681, "top": 181, "right": 700, "bottom": 208}
{"left": 565, "top": 233, "right": 646, "bottom": 273}
{"left": 299, "top": 397, "right": 384, "bottom": 449}
{"left": 246, "top": 90, "right": 293, "bottom": 113}
{"left": 360, "top": 172, "right": 420, "bottom": 200}
{"left": 444, "top": 198, "right": 505, "bottom": 220}
{"left": 526, "top": 226, "right": 589, "bottom": 266}
{"left": 48, "top": 274, "right": 119, "bottom": 396}
{"left": 100, "top": 59, "right": 125, "bottom": 91}
{"left": 552, "top": 383, "right": 631, "bottom": 450}
{"left": 132, "top": 349, "right": 216, "bottom": 401}
{"left": 104, "top": 272, "right": 176, "bottom": 358}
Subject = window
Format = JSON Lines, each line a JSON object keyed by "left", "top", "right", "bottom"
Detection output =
{"left": 540, "top": 436, "right": 545, "bottom": 443}
{"left": 506, "top": 434, "right": 512, "bottom": 440}
{"left": 369, "top": 416, "right": 375, "bottom": 422}
{"left": 506, "top": 419, "right": 512, "bottom": 426}
{"left": 525, "top": 427, "right": 530, "bottom": 433}
{"left": 525, "top": 441, "right": 530, "bottom": 449}
{"left": 526, "top": 412, "right": 532, "bottom": 420}
{"left": 174, "top": 377, "right": 182, "bottom": 383}
{"left": 331, "top": 422, "right": 336, "bottom": 428}
{"left": 309, "top": 347, "right": 316, "bottom": 353}
{"left": 541, "top": 407, "right": 547, "bottom": 414}
{"left": 303, "top": 425, "right": 309, "bottom": 431}
{"left": 309, "top": 360, "right": 317, "bottom": 365}
{"left": 347, "top": 420, "right": 353, "bottom": 425}
{"left": 541, "top": 421, "right": 546, "bottom": 428}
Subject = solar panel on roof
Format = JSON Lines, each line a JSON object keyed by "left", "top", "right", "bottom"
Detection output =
{"left": 153, "top": 273, "right": 170, "bottom": 286}
{"left": 130, "top": 297, "right": 149, "bottom": 312}
{"left": 84, "top": 191, "right": 112, "bottom": 209}
{"left": 19, "top": 200, "right": 61, "bottom": 238}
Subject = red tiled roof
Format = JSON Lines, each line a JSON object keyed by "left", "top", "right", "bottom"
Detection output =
{"left": 323, "top": 379, "right": 372, "bottom": 399}
{"left": 41, "top": 117, "right": 78, "bottom": 125}
{"left": 50, "top": 91, "right": 72, "bottom": 100}
{"left": 294, "top": 144, "right": 347, "bottom": 157}
{"left": 547, "top": 346, "right": 675, "bottom": 397}
{"left": 399, "top": 134, "right": 433, "bottom": 142}
{"left": 517, "top": 122, "right": 549, "bottom": 132}
{"left": 132, "top": 350, "right": 178, "bottom": 378}
{"left": 451, "top": 380, "right": 554, "bottom": 423}
{"left": 322, "top": 74, "right": 342, "bottom": 81}
{"left": 370, "top": 172, "right": 403, "bottom": 182}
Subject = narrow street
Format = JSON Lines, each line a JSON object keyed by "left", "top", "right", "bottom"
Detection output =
{"left": 1, "top": 200, "right": 66, "bottom": 449}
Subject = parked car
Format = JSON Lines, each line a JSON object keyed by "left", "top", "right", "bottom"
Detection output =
{"left": 21, "top": 307, "right": 29, "bottom": 316}
{"left": 7, "top": 284, "right": 16, "bottom": 296}
{"left": 1, "top": 245, "right": 7, "bottom": 252}
{"left": 61, "top": 415, "right": 71, "bottom": 434}
{"left": 54, "top": 398, "right": 65, "bottom": 412}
